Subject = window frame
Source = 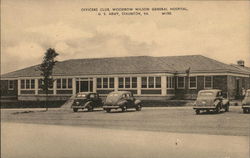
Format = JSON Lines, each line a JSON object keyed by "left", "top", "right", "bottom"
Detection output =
{"left": 204, "top": 76, "right": 213, "bottom": 89}
{"left": 166, "top": 76, "right": 174, "bottom": 89}
{"left": 96, "top": 77, "right": 115, "bottom": 89}
{"left": 20, "top": 79, "right": 35, "bottom": 90}
{"left": 56, "top": 78, "right": 72, "bottom": 89}
{"left": 141, "top": 76, "right": 162, "bottom": 89}
{"left": 189, "top": 76, "right": 197, "bottom": 89}
{"left": 177, "top": 76, "right": 185, "bottom": 89}
{"left": 8, "top": 80, "right": 14, "bottom": 90}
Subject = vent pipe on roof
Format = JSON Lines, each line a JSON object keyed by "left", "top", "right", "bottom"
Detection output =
{"left": 237, "top": 60, "right": 245, "bottom": 67}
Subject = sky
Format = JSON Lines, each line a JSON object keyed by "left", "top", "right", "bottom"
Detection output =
{"left": 1, "top": 0, "right": 250, "bottom": 74}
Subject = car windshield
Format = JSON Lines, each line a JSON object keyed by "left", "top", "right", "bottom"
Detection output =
{"left": 198, "top": 92, "right": 215, "bottom": 98}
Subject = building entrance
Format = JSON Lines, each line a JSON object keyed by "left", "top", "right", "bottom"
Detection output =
{"left": 76, "top": 78, "right": 93, "bottom": 93}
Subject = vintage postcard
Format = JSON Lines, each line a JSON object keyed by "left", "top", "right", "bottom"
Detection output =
{"left": 1, "top": 0, "right": 249, "bottom": 158}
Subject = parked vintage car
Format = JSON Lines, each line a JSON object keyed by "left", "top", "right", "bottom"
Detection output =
{"left": 103, "top": 91, "right": 142, "bottom": 112}
{"left": 242, "top": 89, "right": 250, "bottom": 113}
{"left": 193, "top": 89, "right": 230, "bottom": 114}
{"left": 71, "top": 92, "right": 103, "bottom": 112}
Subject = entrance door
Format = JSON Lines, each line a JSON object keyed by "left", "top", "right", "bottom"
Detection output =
{"left": 76, "top": 78, "right": 93, "bottom": 93}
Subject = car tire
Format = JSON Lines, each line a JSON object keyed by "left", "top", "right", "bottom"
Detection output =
{"left": 122, "top": 106, "right": 127, "bottom": 112}
{"left": 136, "top": 104, "right": 142, "bottom": 111}
{"left": 73, "top": 108, "right": 78, "bottom": 112}
{"left": 105, "top": 109, "right": 111, "bottom": 113}
{"left": 243, "top": 109, "right": 247, "bottom": 113}
{"left": 195, "top": 109, "right": 200, "bottom": 115}
{"left": 215, "top": 107, "right": 220, "bottom": 113}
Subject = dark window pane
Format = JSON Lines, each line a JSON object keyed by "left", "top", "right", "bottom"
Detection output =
{"left": 148, "top": 77, "right": 154, "bottom": 88}
{"left": 31, "top": 79, "right": 35, "bottom": 89}
{"left": 97, "top": 78, "right": 102, "bottom": 88}
{"left": 109, "top": 78, "right": 114, "bottom": 88}
{"left": 119, "top": 78, "right": 124, "bottom": 88}
{"left": 57, "top": 79, "right": 61, "bottom": 89}
{"left": 189, "top": 77, "right": 196, "bottom": 88}
{"left": 26, "top": 80, "right": 30, "bottom": 89}
{"left": 178, "top": 77, "right": 184, "bottom": 88}
{"left": 132, "top": 77, "right": 137, "bottom": 88}
{"left": 103, "top": 78, "right": 108, "bottom": 88}
{"left": 141, "top": 77, "right": 147, "bottom": 88}
{"left": 205, "top": 76, "right": 212, "bottom": 88}
{"left": 68, "top": 79, "right": 72, "bottom": 88}
{"left": 21, "top": 80, "right": 25, "bottom": 89}
{"left": 62, "top": 79, "right": 67, "bottom": 89}
{"left": 155, "top": 77, "right": 161, "bottom": 88}
{"left": 8, "top": 80, "right": 14, "bottom": 89}
{"left": 125, "top": 77, "right": 130, "bottom": 88}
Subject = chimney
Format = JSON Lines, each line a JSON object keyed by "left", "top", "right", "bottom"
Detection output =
{"left": 237, "top": 60, "right": 245, "bottom": 67}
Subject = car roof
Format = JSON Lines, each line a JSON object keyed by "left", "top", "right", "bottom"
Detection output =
{"left": 76, "top": 92, "right": 96, "bottom": 95}
{"left": 109, "top": 91, "right": 132, "bottom": 94}
{"left": 198, "top": 89, "right": 221, "bottom": 93}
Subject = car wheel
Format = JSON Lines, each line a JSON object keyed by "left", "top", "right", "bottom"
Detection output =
{"left": 215, "top": 106, "right": 220, "bottom": 113}
{"left": 243, "top": 109, "right": 247, "bottom": 113}
{"left": 122, "top": 106, "right": 127, "bottom": 112}
{"left": 73, "top": 108, "right": 78, "bottom": 112}
{"left": 87, "top": 103, "right": 94, "bottom": 112}
{"left": 105, "top": 109, "right": 111, "bottom": 113}
{"left": 136, "top": 104, "right": 142, "bottom": 111}
{"left": 195, "top": 109, "right": 200, "bottom": 114}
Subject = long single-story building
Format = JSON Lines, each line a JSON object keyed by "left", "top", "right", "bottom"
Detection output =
{"left": 1, "top": 55, "right": 250, "bottom": 101}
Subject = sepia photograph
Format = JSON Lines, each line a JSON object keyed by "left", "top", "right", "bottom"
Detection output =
{"left": 1, "top": 0, "right": 250, "bottom": 158}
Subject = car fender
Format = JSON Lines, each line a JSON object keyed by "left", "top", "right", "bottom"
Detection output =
{"left": 214, "top": 99, "right": 221, "bottom": 107}
{"left": 134, "top": 99, "right": 142, "bottom": 105}
{"left": 84, "top": 101, "right": 93, "bottom": 108}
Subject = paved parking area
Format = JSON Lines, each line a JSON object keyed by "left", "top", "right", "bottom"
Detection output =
{"left": 1, "top": 106, "right": 249, "bottom": 136}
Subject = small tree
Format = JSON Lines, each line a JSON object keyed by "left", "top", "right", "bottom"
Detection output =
{"left": 38, "top": 48, "right": 59, "bottom": 111}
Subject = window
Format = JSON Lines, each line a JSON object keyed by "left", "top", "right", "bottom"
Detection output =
{"left": 26, "top": 80, "right": 30, "bottom": 89}
{"left": 103, "top": 78, "right": 108, "bottom": 88}
{"left": 109, "top": 78, "right": 114, "bottom": 88}
{"left": 96, "top": 77, "right": 115, "bottom": 89}
{"left": 97, "top": 78, "right": 102, "bottom": 88}
{"left": 141, "top": 76, "right": 161, "bottom": 89}
{"left": 167, "top": 77, "right": 174, "bottom": 89}
{"left": 31, "top": 79, "right": 35, "bottom": 89}
{"left": 204, "top": 76, "right": 213, "bottom": 88}
{"left": 132, "top": 77, "right": 137, "bottom": 88}
{"left": 119, "top": 78, "right": 124, "bottom": 88}
{"left": 62, "top": 79, "right": 67, "bottom": 88}
{"left": 148, "top": 77, "right": 154, "bottom": 88}
{"left": 21, "top": 80, "right": 25, "bottom": 89}
{"left": 8, "top": 80, "right": 14, "bottom": 90}
{"left": 68, "top": 79, "right": 72, "bottom": 88}
{"left": 177, "top": 77, "right": 185, "bottom": 89}
{"left": 21, "top": 79, "right": 35, "bottom": 89}
{"left": 56, "top": 78, "right": 72, "bottom": 89}
{"left": 141, "top": 77, "right": 147, "bottom": 88}
{"left": 125, "top": 77, "right": 130, "bottom": 88}
{"left": 155, "top": 77, "right": 161, "bottom": 88}
{"left": 189, "top": 76, "right": 197, "bottom": 89}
